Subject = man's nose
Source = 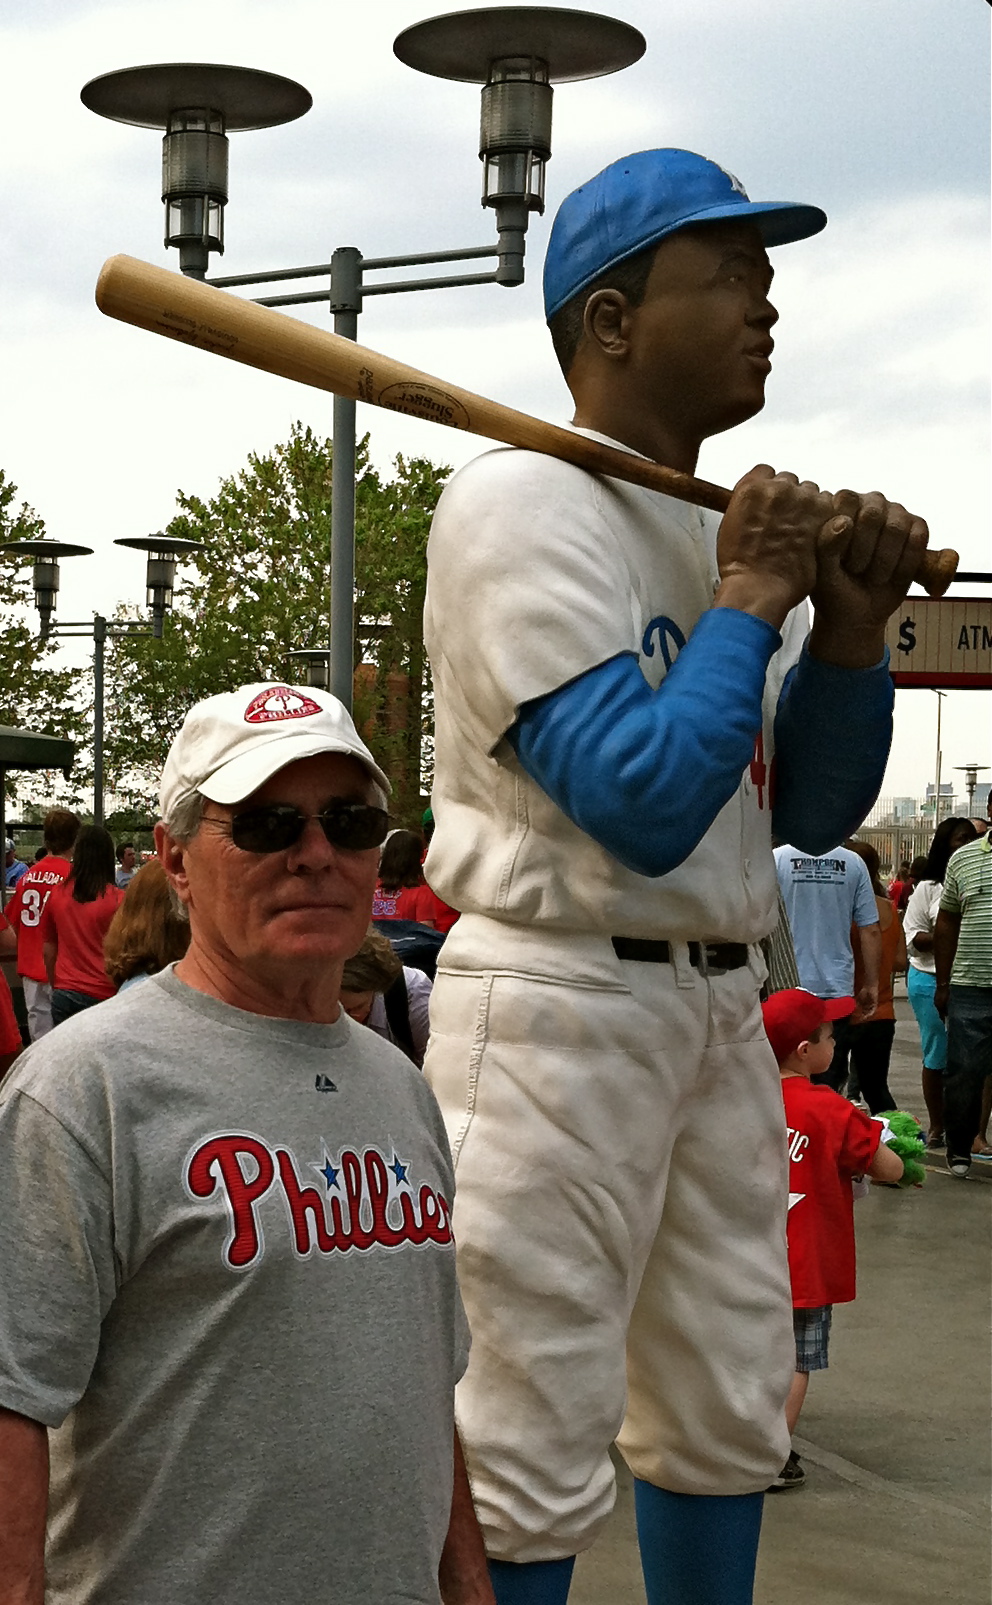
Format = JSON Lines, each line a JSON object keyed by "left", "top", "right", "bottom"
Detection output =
{"left": 286, "top": 816, "right": 338, "bottom": 870}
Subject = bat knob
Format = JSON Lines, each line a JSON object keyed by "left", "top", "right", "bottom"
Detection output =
{"left": 918, "top": 548, "right": 958, "bottom": 598}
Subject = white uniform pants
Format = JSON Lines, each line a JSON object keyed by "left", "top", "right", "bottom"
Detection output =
{"left": 423, "top": 916, "right": 793, "bottom": 1564}
{"left": 21, "top": 977, "right": 53, "bottom": 1041}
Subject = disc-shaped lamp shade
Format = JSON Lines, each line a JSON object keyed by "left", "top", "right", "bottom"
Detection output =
{"left": 81, "top": 64, "right": 312, "bottom": 278}
{"left": 0, "top": 539, "right": 93, "bottom": 635}
{"left": 115, "top": 535, "right": 202, "bottom": 636}
{"left": 395, "top": 9, "right": 644, "bottom": 279}
{"left": 393, "top": 8, "right": 645, "bottom": 83}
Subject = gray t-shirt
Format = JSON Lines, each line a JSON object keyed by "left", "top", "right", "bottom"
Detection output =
{"left": 0, "top": 967, "right": 468, "bottom": 1604}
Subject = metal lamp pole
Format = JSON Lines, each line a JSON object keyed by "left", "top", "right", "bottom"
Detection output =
{"left": 82, "top": 10, "right": 645, "bottom": 709}
{"left": 2, "top": 536, "right": 201, "bottom": 824}
{"left": 932, "top": 689, "right": 946, "bottom": 823}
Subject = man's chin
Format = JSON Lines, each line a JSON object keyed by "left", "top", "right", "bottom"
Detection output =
{"left": 258, "top": 915, "right": 365, "bottom": 965}
{"left": 707, "top": 390, "right": 767, "bottom": 439}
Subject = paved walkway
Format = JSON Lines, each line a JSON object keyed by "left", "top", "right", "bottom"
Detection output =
{"left": 569, "top": 994, "right": 991, "bottom": 1604}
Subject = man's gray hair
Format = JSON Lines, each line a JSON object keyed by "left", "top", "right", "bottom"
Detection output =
{"left": 164, "top": 790, "right": 206, "bottom": 845}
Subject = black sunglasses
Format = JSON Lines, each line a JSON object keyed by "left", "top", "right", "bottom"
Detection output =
{"left": 205, "top": 801, "right": 390, "bottom": 855}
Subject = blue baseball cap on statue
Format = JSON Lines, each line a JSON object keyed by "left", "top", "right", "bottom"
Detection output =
{"left": 543, "top": 148, "right": 827, "bottom": 320}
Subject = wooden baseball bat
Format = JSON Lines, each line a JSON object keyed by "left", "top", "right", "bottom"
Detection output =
{"left": 95, "top": 254, "right": 958, "bottom": 598}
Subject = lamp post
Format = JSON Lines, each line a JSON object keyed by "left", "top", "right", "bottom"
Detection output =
{"left": 82, "top": 10, "right": 645, "bottom": 709}
{"left": 1, "top": 536, "right": 201, "bottom": 825}
{"left": 932, "top": 688, "right": 946, "bottom": 823}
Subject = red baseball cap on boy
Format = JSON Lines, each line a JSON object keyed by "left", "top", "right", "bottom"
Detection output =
{"left": 761, "top": 989, "right": 855, "bottom": 1066}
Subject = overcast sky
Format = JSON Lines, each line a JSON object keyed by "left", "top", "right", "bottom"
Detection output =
{"left": 0, "top": 0, "right": 988, "bottom": 808}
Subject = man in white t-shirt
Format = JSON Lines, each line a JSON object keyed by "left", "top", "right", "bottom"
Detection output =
{"left": 422, "top": 148, "right": 928, "bottom": 1605}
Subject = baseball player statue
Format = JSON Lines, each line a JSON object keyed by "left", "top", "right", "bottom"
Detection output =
{"left": 421, "top": 149, "right": 927, "bottom": 1605}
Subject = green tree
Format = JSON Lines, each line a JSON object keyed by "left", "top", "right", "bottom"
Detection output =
{"left": 103, "top": 424, "right": 448, "bottom": 824}
{"left": 0, "top": 471, "right": 85, "bottom": 805}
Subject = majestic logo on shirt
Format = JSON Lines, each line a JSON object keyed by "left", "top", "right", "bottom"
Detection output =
{"left": 184, "top": 1134, "right": 453, "bottom": 1269}
{"left": 243, "top": 687, "right": 322, "bottom": 724}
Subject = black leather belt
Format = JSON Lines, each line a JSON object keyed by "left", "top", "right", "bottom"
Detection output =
{"left": 611, "top": 937, "right": 749, "bottom": 972}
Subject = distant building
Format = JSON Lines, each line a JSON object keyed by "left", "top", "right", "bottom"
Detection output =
{"left": 924, "top": 782, "right": 956, "bottom": 818}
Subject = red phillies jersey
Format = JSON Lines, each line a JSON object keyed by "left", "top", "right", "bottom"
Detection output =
{"left": 374, "top": 882, "right": 460, "bottom": 935}
{"left": 0, "top": 926, "right": 20, "bottom": 1053}
{"left": 38, "top": 882, "right": 123, "bottom": 1000}
{"left": 782, "top": 1076, "right": 881, "bottom": 1307}
{"left": 396, "top": 883, "right": 460, "bottom": 935}
{"left": 4, "top": 857, "right": 73, "bottom": 982}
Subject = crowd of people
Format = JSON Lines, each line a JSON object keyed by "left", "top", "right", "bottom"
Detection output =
{"left": 0, "top": 141, "right": 989, "bottom": 1605}
{"left": 0, "top": 690, "right": 982, "bottom": 1605}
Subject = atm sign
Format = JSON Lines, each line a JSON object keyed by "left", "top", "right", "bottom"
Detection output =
{"left": 886, "top": 598, "right": 992, "bottom": 688}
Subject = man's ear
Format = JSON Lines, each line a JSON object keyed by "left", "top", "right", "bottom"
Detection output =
{"left": 582, "top": 288, "right": 635, "bottom": 359}
{"left": 155, "top": 822, "right": 192, "bottom": 910}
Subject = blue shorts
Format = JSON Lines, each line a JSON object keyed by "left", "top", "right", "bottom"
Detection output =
{"left": 907, "top": 967, "right": 947, "bottom": 1071}
{"left": 793, "top": 1305, "right": 832, "bottom": 1372}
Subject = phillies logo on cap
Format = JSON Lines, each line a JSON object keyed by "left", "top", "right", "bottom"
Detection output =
{"left": 243, "top": 686, "right": 322, "bottom": 725}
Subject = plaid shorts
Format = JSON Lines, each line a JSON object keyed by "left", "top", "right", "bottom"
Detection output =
{"left": 793, "top": 1304, "right": 833, "bottom": 1372}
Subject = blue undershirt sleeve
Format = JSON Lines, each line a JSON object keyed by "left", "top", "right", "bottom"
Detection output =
{"left": 506, "top": 607, "right": 780, "bottom": 878}
{"left": 772, "top": 645, "right": 894, "bottom": 855}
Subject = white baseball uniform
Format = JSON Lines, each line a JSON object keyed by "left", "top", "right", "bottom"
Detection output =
{"left": 423, "top": 434, "right": 806, "bottom": 1562}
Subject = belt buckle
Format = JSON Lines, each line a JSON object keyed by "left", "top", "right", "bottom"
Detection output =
{"left": 702, "top": 942, "right": 727, "bottom": 977}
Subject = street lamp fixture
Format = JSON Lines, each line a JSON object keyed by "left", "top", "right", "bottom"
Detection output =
{"left": 954, "top": 764, "right": 990, "bottom": 817}
{"left": 1, "top": 534, "right": 201, "bottom": 823}
{"left": 285, "top": 648, "right": 331, "bottom": 692}
{"left": 80, "top": 64, "right": 312, "bottom": 279}
{"left": 394, "top": 8, "right": 645, "bottom": 286}
{"left": 114, "top": 534, "right": 203, "bottom": 636}
{"left": 82, "top": 10, "right": 645, "bottom": 709}
{"left": 5, "top": 539, "right": 95, "bottom": 637}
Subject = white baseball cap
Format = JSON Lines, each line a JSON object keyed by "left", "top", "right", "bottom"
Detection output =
{"left": 159, "top": 682, "right": 390, "bottom": 818}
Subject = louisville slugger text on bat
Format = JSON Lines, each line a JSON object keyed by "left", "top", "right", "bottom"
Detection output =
{"left": 95, "top": 254, "right": 958, "bottom": 598}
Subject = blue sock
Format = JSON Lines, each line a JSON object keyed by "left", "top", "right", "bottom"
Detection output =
{"left": 634, "top": 1481, "right": 764, "bottom": 1605}
{"left": 487, "top": 1557, "right": 576, "bottom": 1605}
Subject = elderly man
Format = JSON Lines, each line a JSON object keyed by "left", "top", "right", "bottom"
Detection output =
{"left": 0, "top": 682, "right": 493, "bottom": 1605}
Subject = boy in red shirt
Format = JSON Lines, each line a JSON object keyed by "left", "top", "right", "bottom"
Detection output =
{"left": 762, "top": 989, "right": 904, "bottom": 1490}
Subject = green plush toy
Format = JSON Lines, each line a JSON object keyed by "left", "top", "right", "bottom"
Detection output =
{"left": 873, "top": 1111, "right": 926, "bottom": 1187}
